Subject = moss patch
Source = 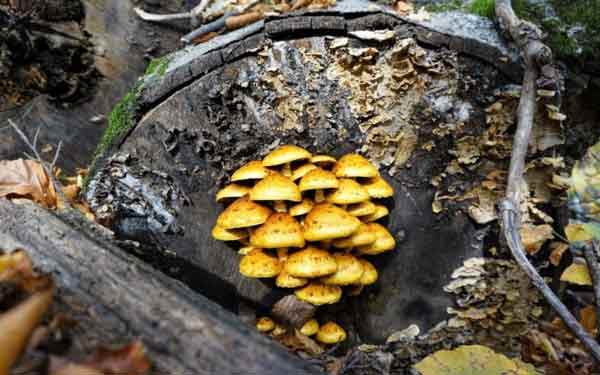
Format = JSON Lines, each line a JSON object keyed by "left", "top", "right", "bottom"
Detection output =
{"left": 468, "top": 0, "right": 496, "bottom": 19}
{"left": 145, "top": 56, "right": 170, "bottom": 78}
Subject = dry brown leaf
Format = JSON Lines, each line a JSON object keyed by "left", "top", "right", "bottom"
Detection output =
{"left": 548, "top": 242, "right": 569, "bottom": 266}
{"left": 519, "top": 224, "right": 553, "bottom": 255}
{"left": 50, "top": 359, "right": 105, "bottom": 375}
{"left": 579, "top": 305, "right": 597, "bottom": 335}
{"left": 0, "top": 159, "right": 57, "bottom": 208}
{"left": 83, "top": 341, "right": 151, "bottom": 375}
{"left": 0, "top": 286, "right": 54, "bottom": 375}
{"left": 394, "top": 1, "right": 414, "bottom": 15}
{"left": 276, "top": 329, "right": 323, "bottom": 355}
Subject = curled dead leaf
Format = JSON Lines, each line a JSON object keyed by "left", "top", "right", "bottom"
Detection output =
{"left": 0, "top": 159, "right": 57, "bottom": 208}
{"left": 519, "top": 224, "right": 553, "bottom": 255}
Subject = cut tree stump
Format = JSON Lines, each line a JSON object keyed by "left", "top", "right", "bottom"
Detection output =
{"left": 0, "top": 199, "right": 317, "bottom": 375}
{"left": 85, "top": 0, "right": 523, "bottom": 342}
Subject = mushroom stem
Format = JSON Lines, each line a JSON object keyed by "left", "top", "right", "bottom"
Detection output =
{"left": 282, "top": 163, "right": 293, "bottom": 177}
{"left": 315, "top": 189, "right": 325, "bottom": 203}
{"left": 321, "top": 240, "right": 332, "bottom": 250}
{"left": 277, "top": 248, "right": 288, "bottom": 261}
{"left": 274, "top": 201, "right": 287, "bottom": 213}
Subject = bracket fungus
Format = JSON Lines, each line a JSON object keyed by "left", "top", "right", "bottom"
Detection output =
{"left": 211, "top": 145, "right": 398, "bottom": 344}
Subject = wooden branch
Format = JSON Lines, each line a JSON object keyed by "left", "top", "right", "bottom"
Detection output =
{"left": 496, "top": 0, "right": 600, "bottom": 361}
{"left": 584, "top": 242, "right": 600, "bottom": 340}
{"left": 0, "top": 199, "right": 316, "bottom": 374}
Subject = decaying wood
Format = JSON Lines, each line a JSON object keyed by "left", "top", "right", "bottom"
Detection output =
{"left": 496, "top": 0, "right": 600, "bottom": 361}
{"left": 271, "top": 295, "right": 316, "bottom": 328}
{"left": 0, "top": 199, "right": 317, "bottom": 375}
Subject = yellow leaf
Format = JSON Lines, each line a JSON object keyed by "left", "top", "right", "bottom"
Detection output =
{"left": 565, "top": 223, "right": 593, "bottom": 242}
{"left": 579, "top": 305, "right": 597, "bottom": 335}
{"left": 560, "top": 263, "right": 593, "bottom": 286}
{"left": 413, "top": 345, "right": 540, "bottom": 375}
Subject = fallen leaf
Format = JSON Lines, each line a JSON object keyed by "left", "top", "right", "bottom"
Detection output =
{"left": 519, "top": 224, "right": 553, "bottom": 255}
{"left": 414, "top": 344, "right": 539, "bottom": 375}
{"left": 560, "top": 263, "right": 592, "bottom": 286}
{"left": 548, "top": 242, "right": 569, "bottom": 266}
{"left": 0, "top": 286, "right": 54, "bottom": 375}
{"left": 394, "top": 1, "right": 414, "bottom": 15}
{"left": 0, "top": 159, "right": 57, "bottom": 208}
{"left": 579, "top": 305, "right": 597, "bottom": 335}
{"left": 83, "top": 341, "right": 151, "bottom": 375}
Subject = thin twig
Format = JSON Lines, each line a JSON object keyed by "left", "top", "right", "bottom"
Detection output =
{"left": 495, "top": 0, "right": 600, "bottom": 361}
{"left": 584, "top": 241, "right": 600, "bottom": 340}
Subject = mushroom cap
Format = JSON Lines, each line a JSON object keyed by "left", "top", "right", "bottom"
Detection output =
{"left": 295, "top": 282, "right": 342, "bottom": 305}
{"left": 303, "top": 203, "right": 361, "bottom": 241}
{"left": 216, "top": 183, "right": 250, "bottom": 202}
{"left": 271, "top": 324, "right": 287, "bottom": 337}
{"left": 231, "top": 160, "right": 270, "bottom": 181}
{"left": 326, "top": 179, "right": 370, "bottom": 205}
{"left": 256, "top": 317, "right": 275, "bottom": 332}
{"left": 333, "top": 154, "right": 378, "bottom": 178}
{"left": 249, "top": 173, "right": 302, "bottom": 202}
{"left": 362, "top": 204, "right": 389, "bottom": 222}
{"left": 362, "top": 176, "right": 394, "bottom": 198}
{"left": 292, "top": 163, "right": 317, "bottom": 181}
{"left": 284, "top": 247, "right": 337, "bottom": 277}
{"left": 290, "top": 198, "right": 314, "bottom": 217}
{"left": 275, "top": 269, "right": 308, "bottom": 288}
{"left": 211, "top": 225, "right": 249, "bottom": 241}
{"left": 332, "top": 223, "right": 376, "bottom": 248}
{"left": 310, "top": 155, "right": 337, "bottom": 166}
{"left": 316, "top": 322, "right": 347, "bottom": 344}
{"left": 250, "top": 213, "right": 305, "bottom": 248}
{"left": 300, "top": 319, "right": 319, "bottom": 336}
{"left": 239, "top": 248, "right": 281, "bottom": 278}
{"left": 217, "top": 197, "right": 272, "bottom": 229}
{"left": 357, "top": 223, "right": 396, "bottom": 255}
{"left": 347, "top": 201, "right": 377, "bottom": 216}
{"left": 321, "top": 253, "right": 364, "bottom": 285}
{"left": 263, "top": 145, "right": 312, "bottom": 167}
{"left": 299, "top": 168, "right": 339, "bottom": 192}
{"left": 358, "top": 258, "right": 378, "bottom": 285}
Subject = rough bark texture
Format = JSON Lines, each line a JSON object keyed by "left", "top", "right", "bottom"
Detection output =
{"left": 0, "top": 199, "right": 317, "bottom": 375}
{"left": 86, "top": 3, "right": 521, "bottom": 342}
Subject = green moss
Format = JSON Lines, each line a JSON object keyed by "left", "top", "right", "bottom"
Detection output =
{"left": 468, "top": 0, "right": 496, "bottom": 19}
{"left": 144, "top": 56, "right": 170, "bottom": 78}
{"left": 83, "top": 82, "right": 142, "bottom": 190}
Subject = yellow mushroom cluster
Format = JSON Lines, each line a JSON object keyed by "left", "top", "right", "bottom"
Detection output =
{"left": 212, "top": 145, "right": 395, "bottom": 307}
{"left": 256, "top": 316, "right": 347, "bottom": 345}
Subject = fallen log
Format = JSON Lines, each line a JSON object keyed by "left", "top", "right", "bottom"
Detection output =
{"left": 0, "top": 199, "right": 317, "bottom": 374}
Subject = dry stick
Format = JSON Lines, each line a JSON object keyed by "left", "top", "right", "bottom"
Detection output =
{"left": 496, "top": 0, "right": 600, "bottom": 361}
{"left": 584, "top": 241, "right": 600, "bottom": 340}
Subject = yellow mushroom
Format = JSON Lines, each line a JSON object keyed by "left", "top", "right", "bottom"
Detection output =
{"left": 357, "top": 258, "right": 378, "bottom": 285}
{"left": 239, "top": 248, "right": 281, "bottom": 278}
{"left": 275, "top": 269, "right": 308, "bottom": 288}
{"left": 249, "top": 173, "right": 301, "bottom": 212}
{"left": 263, "top": 145, "right": 312, "bottom": 177}
{"left": 216, "top": 183, "right": 250, "bottom": 202}
{"left": 231, "top": 160, "right": 270, "bottom": 182}
{"left": 333, "top": 154, "right": 378, "bottom": 178}
{"left": 216, "top": 197, "right": 272, "bottom": 229}
{"left": 211, "top": 225, "right": 249, "bottom": 242}
{"left": 300, "top": 318, "right": 319, "bottom": 336}
{"left": 346, "top": 201, "right": 377, "bottom": 217}
{"left": 303, "top": 203, "right": 361, "bottom": 242}
{"left": 295, "top": 282, "right": 342, "bottom": 306}
{"left": 310, "top": 155, "right": 337, "bottom": 169}
{"left": 284, "top": 247, "right": 337, "bottom": 278}
{"left": 256, "top": 317, "right": 275, "bottom": 332}
{"left": 361, "top": 204, "right": 389, "bottom": 222}
{"left": 320, "top": 253, "right": 364, "bottom": 285}
{"left": 362, "top": 175, "right": 394, "bottom": 199}
{"left": 250, "top": 213, "right": 305, "bottom": 260}
{"left": 326, "top": 179, "right": 370, "bottom": 206}
{"left": 356, "top": 223, "right": 395, "bottom": 255}
{"left": 316, "top": 322, "right": 347, "bottom": 344}
{"left": 289, "top": 198, "right": 314, "bottom": 217}
{"left": 299, "top": 168, "right": 340, "bottom": 203}
{"left": 332, "top": 223, "right": 376, "bottom": 250}
{"left": 292, "top": 163, "right": 317, "bottom": 181}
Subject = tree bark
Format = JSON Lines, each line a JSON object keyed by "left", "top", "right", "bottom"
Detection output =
{"left": 0, "top": 199, "right": 317, "bottom": 375}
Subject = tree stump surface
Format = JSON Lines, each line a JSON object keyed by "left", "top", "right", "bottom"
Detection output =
{"left": 86, "top": 1, "right": 520, "bottom": 342}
